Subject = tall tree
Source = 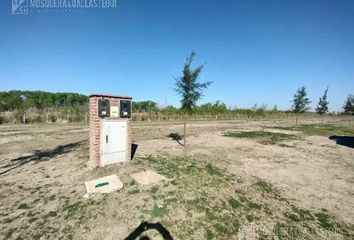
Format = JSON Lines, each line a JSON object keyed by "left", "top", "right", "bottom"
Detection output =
{"left": 316, "top": 87, "right": 329, "bottom": 115}
{"left": 291, "top": 87, "right": 311, "bottom": 125}
{"left": 292, "top": 87, "right": 311, "bottom": 113}
{"left": 343, "top": 94, "right": 354, "bottom": 114}
{"left": 174, "top": 51, "right": 212, "bottom": 113}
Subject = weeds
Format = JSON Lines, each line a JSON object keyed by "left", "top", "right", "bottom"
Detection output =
{"left": 135, "top": 156, "right": 352, "bottom": 239}
{"left": 228, "top": 198, "right": 241, "bottom": 209}
{"left": 149, "top": 186, "right": 159, "bottom": 195}
{"left": 18, "top": 203, "right": 30, "bottom": 209}
{"left": 246, "top": 201, "right": 262, "bottom": 211}
{"left": 315, "top": 212, "right": 335, "bottom": 230}
{"left": 224, "top": 131, "right": 298, "bottom": 144}
{"left": 205, "top": 163, "right": 224, "bottom": 176}
{"left": 205, "top": 228, "right": 214, "bottom": 240}
{"left": 28, "top": 217, "right": 38, "bottom": 223}
{"left": 146, "top": 204, "right": 166, "bottom": 218}
{"left": 48, "top": 194, "right": 56, "bottom": 201}
{"left": 128, "top": 188, "right": 140, "bottom": 195}
{"left": 246, "top": 214, "right": 255, "bottom": 222}
{"left": 253, "top": 179, "right": 273, "bottom": 193}
{"left": 45, "top": 211, "right": 58, "bottom": 218}
{"left": 62, "top": 201, "right": 86, "bottom": 220}
{"left": 274, "top": 124, "right": 354, "bottom": 137}
{"left": 213, "top": 223, "right": 229, "bottom": 235}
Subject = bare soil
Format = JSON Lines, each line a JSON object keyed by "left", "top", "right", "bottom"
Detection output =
{"left": 0, "top": 119, "right": 353, "bottom": 239}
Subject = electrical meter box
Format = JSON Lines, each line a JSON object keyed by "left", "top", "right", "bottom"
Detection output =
{"left": 98, "top": 99, "right": 110, "bottom": 118}
{"left": 120, "top": 100, "right": 131, "bottom": 118}
{"left": 89, "top": 93, "right": 133, "bottom": 168}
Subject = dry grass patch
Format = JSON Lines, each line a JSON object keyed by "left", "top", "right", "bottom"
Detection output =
{"left": 274, "top": 124, "right": 354, "bottom": 137}
{"left": 224, "top": 131, "right": 298, "bottom": 145}
{"left": 132, "top": 156, "right": 352, "bottom": 240}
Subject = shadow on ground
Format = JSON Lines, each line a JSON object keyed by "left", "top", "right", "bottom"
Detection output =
{"left": 329, "top": 135, "right": 354, "bottom": 148}
{"left": 124, "top": 221, "right": 173, "bottom": 240}
{"left": 0, "top": 140, "right": 87, "bottom": 176}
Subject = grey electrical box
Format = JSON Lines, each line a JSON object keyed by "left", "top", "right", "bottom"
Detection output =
{"left": 120, "top": 100, "right": 131, "bottom": 118}
{"left": 98, "top": 99, "right": 110, "bottom": 118}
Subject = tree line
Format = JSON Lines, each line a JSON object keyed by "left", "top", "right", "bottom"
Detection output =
{"left": 0, "top": 90, "right": 88, "bottom": 111}
{"left": 133, "top": 100, "right": 280, "bottom": 115}
{"left": 1, "top": 89, "right": 353, "bottom": 116}
{"left": 290, "top": 86, "right": 354, "bottom": 115}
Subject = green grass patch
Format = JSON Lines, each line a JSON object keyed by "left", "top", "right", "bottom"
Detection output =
{"left": 275, "top": 124, "right": 354, "bottom": 137}
{"left": 284, "top": 212, "right": 302, "bottom": 222}
{"left": 315, "top": 212, "right": 335, "bottom": 230}
{"left": 228, "top": 198, "right": 241, "bottom": 209}
{"left": 18, "top": 203, "right": 30, "bottom": 209}
{"left": 147, "top": 204, "right": 166, "bottom": 218}
{"left": 205, "top": 228, "right": 214, "bottom": 240}
{"left": 137, "top": 157, "right": 242, "bottom": 238}
{"left": 134, "top": 156, "right": 351, "bottom": 239}
{"left": 224, "top": 131, "right": 298, "bottom": 144}
{"left": 273, "top": 222, "right": 293, "bottom": 238}
{"left": 45, "top": 211, "right": 58, "bottom": 218}
{"left": 186, "top": 161, "right": 200, "bottom": 174}
{"left": 246, "top": 214, "right": 255, "bottom": 222}
{"left": 291, "top": 205, "right": 314, "bottom": 221}
{"left": 246, "top": 201, "right": 262, "bottom": 211}
{"left": 205, "top": 163, "right": 224, "bottom": 177}
{"left": 128, "top": 188, "right": 140, "bottom": 195}
{"left": 238, "top": 195, "right": 248, "bottom": 203}
{"left": 205, "top": 209, "right": 217, "bottom": 220}
{"left": 48, "top": 194, "right": 56, "bottom": 201}
{"left": 129, "top": 180, "right": 136, "bottom": 186}
{"left": 149, "top": 186, "right": 159, "bottom": 195}
{"left": 186, "top": 196, "right": 208, "bottom": 211}
{"left": 28, "top": 217, "right": 38, "bottom": 223}
{"left": 213, "top": 222, "right": 229, "bottom": 235}
{"left": 62, "top": 201, "right": 86, "bottom": 220}
{"left": 253, "top": 179, "right": 273, "bottom": 193}
{"left": 27, "top": 211, "right": 37, "bottom": 217}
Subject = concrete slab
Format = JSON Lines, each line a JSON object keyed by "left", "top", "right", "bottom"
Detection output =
{"left": 85, "top": 174, "right": 123, "bottom": 194}
{"left": 131, "top": 170, "right": 166, "bottom": 185}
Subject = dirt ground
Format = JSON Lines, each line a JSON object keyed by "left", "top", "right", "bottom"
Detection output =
{"left": 0, "top": 119, "right": 353, "bottom": 239}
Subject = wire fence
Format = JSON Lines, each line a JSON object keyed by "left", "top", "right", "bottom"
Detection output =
{"left": 0, "top": 108, "right": 353, "bottom": 127}
{"left": 131, "top": 113, "right": 354, "bottom": 126}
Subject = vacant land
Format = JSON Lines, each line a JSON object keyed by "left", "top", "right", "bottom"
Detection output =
{"left": 0, "top": 119, "right": 353, "bottom": 239}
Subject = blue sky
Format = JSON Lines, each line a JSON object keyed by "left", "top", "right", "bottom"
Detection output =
{"left": 0, "top": 0, "right": 353, "bottom": 111}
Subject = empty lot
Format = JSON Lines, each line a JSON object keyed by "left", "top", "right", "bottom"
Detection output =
{"left": 0, "top": 119, "right": 353, "bottom": 239}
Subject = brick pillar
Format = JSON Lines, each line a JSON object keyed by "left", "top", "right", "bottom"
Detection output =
{"left": 89, "top": 95, "right": 133, "bottom": 168}
{"left": 89, "top": 97, "right": 101, "bottom": 168}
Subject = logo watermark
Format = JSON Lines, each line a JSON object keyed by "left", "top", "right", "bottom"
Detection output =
{"left": 12, "top": 0, "right": 28, "bottom": 14}
{"left": 237, "top": 222, "right": 345, "bottom": 240}
{"left": 12, "top": 0, "right": 117, "bottom": 14}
